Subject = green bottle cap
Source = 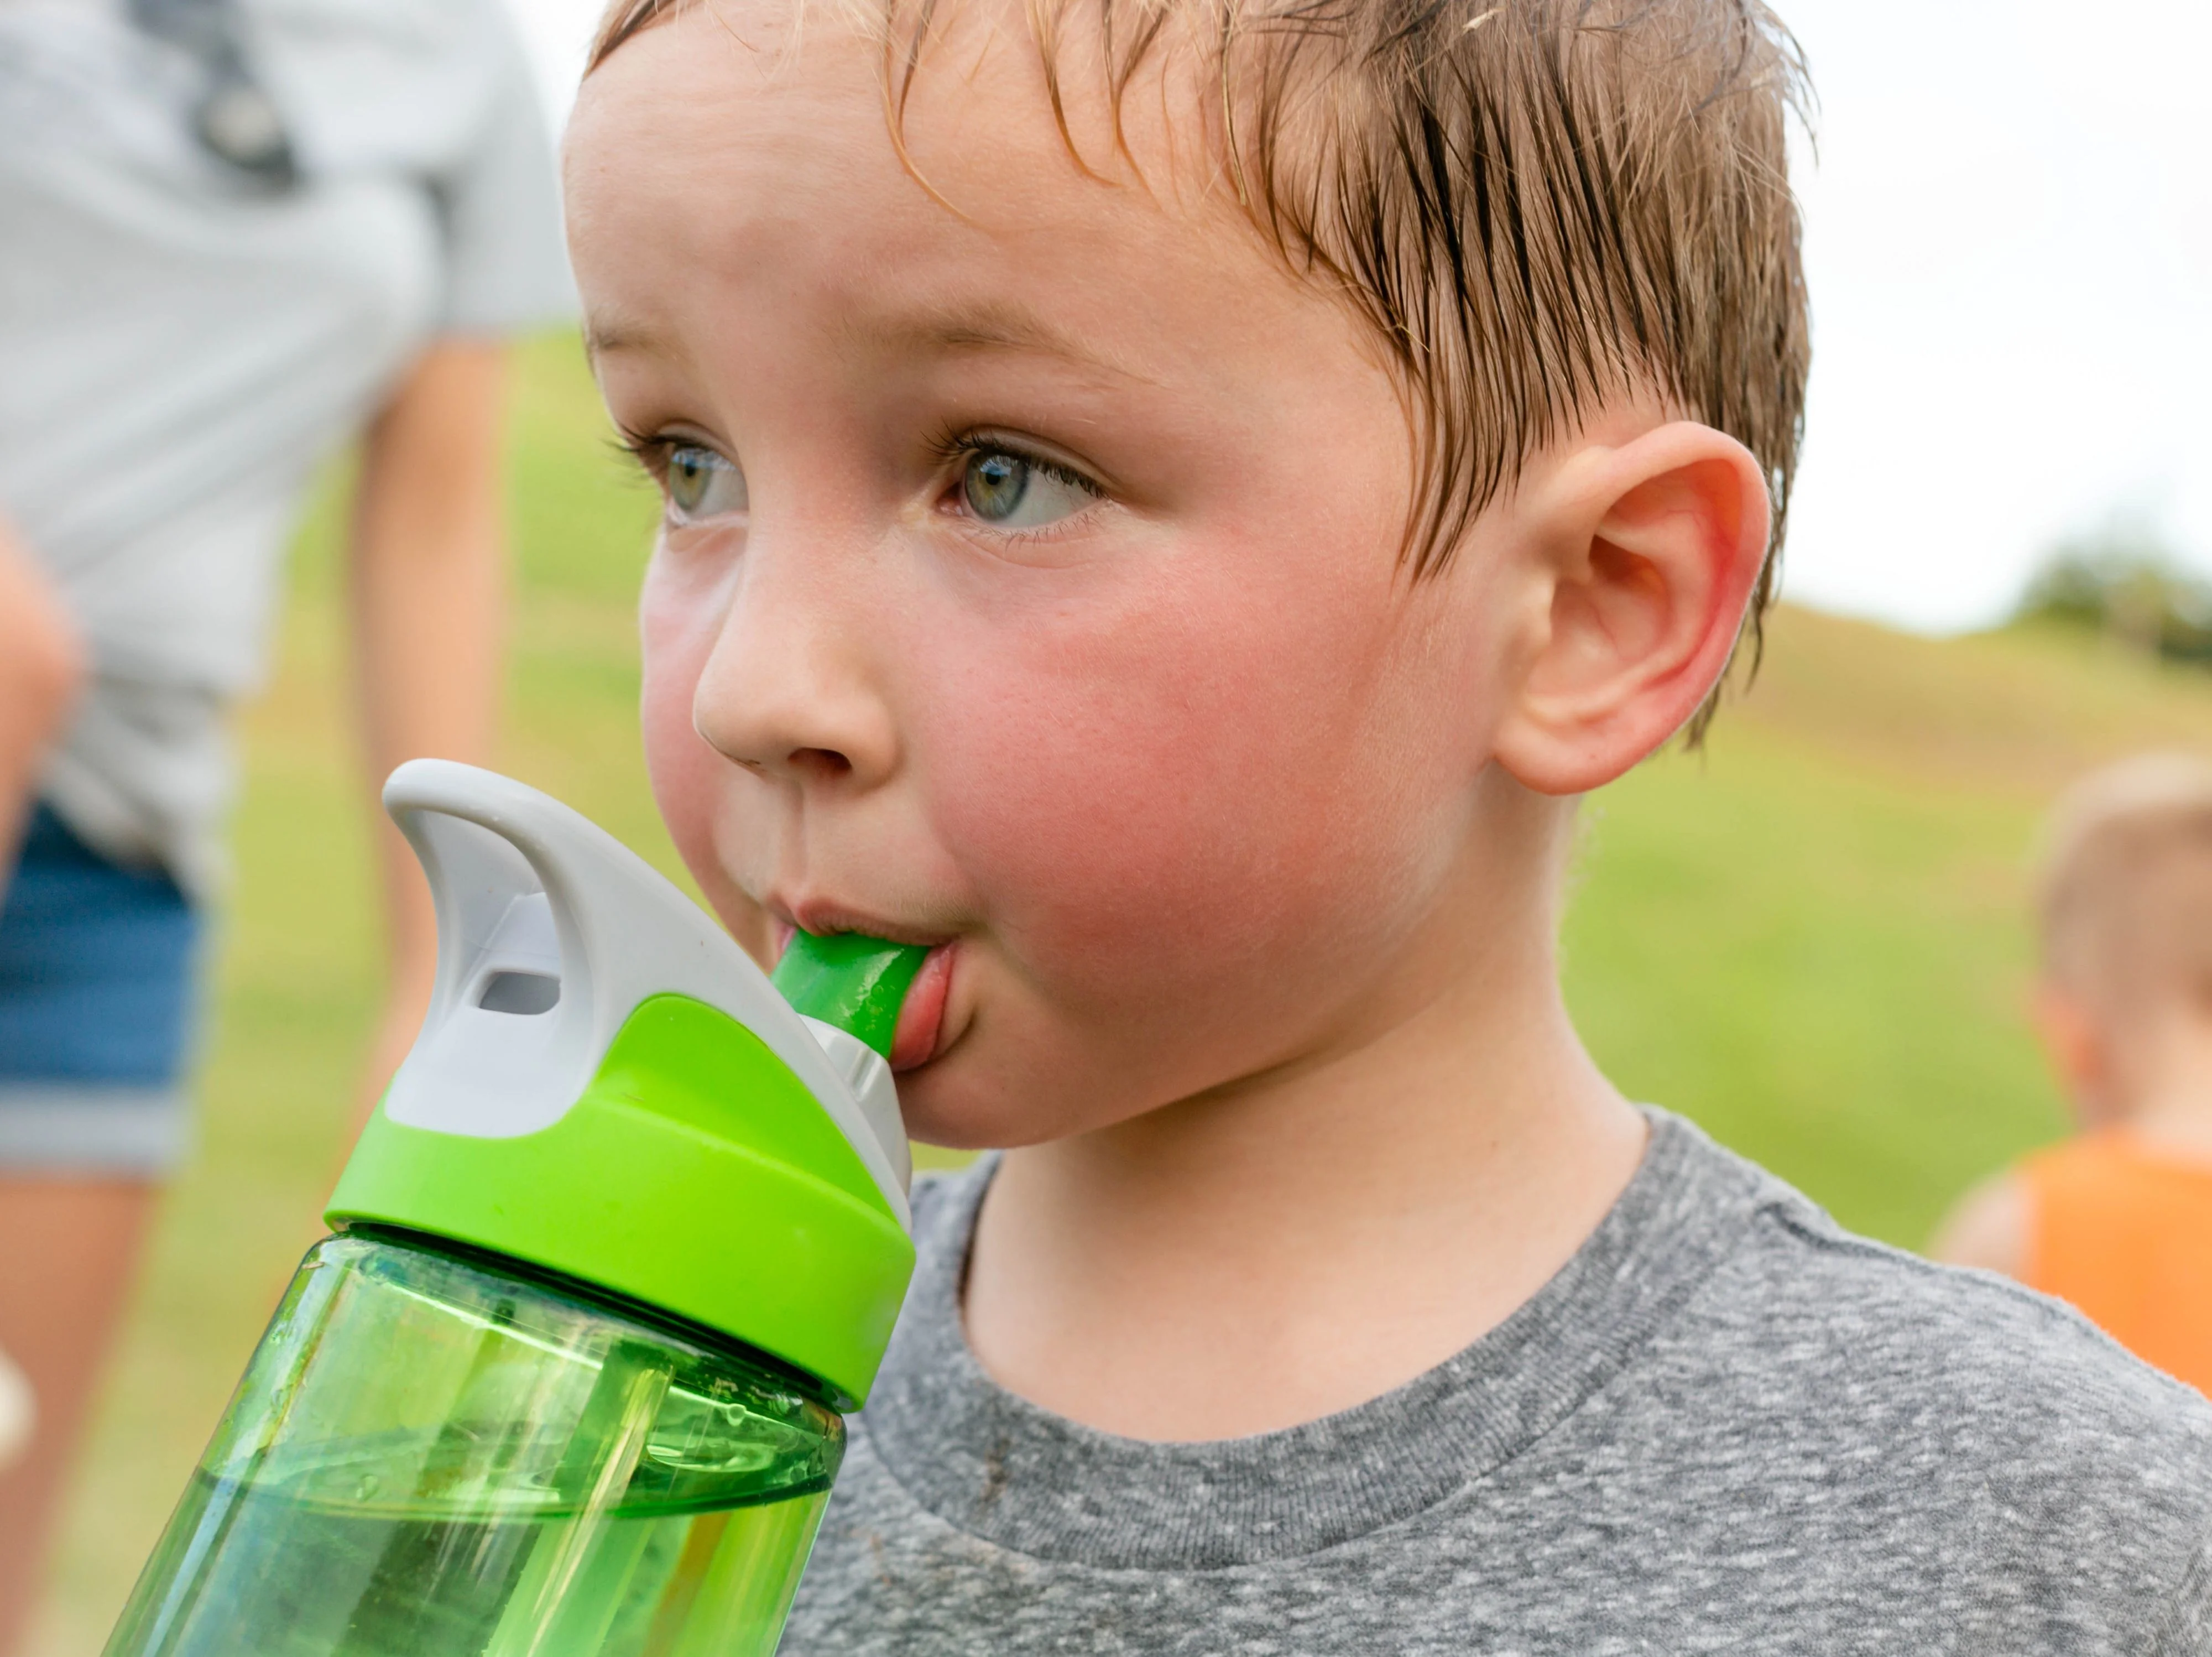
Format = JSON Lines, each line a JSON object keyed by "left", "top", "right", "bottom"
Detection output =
{"left": 325, "top": 763, "right": 920, "bottom": 1410}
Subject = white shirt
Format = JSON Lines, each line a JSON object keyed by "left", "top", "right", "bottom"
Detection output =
{"left": 0, "top": 0, "right": 572, "bottom": 894}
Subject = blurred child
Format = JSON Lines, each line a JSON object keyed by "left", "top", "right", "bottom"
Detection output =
{"left": 1936, "top": 754, "right": 2212, "bottom": 1394}
{"left": 569, "top": 0, "right": 2212, "bottom": 1645}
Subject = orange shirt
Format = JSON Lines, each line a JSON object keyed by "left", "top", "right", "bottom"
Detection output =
{"left": 2022, "top": 1132, "right": 2212, "bottom": 1395}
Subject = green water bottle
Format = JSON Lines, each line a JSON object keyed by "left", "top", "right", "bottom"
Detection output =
{"left": 104, "top": 762, "right": 927, "bottom": 1657}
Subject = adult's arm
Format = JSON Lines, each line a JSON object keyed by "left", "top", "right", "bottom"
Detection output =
{"left": 0, "top": 519, "right": 84, "bottom": 900}
{"left": 347, "top": 340, "right": 509, "bottom": 1120}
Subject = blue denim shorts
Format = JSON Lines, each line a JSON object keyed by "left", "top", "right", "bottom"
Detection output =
{"left": 0, "top": 805, "right": 202, "bottom": 1175}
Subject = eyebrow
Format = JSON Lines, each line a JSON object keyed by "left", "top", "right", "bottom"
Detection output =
{"left": 585, "top": 301, "right": 1155, "bottom": 387}
{"left": 851, "top": 301, "right": 1157, "bottom": 386}
{"left": 582, "top": 314, "right": 666, "bottom": 362}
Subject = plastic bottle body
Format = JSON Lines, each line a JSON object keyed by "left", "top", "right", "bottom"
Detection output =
{"left": 105, "top": 1229, "right": 844, "bottom": 1657}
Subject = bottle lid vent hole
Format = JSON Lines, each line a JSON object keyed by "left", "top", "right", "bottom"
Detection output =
{"left": 478, "top": 971, "right": 561, "bottom": 1016}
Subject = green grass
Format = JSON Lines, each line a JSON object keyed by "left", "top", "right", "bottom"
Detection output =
{"left": 30, "top": 332, "right": 2212, "bottom": 1651}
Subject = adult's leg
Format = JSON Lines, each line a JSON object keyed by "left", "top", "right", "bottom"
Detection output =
{"left": 0, "top": 807, "right": 196, "bottom": 1652}
{"left": 0, "top": 1177, "right": 159, "bottom": 1657}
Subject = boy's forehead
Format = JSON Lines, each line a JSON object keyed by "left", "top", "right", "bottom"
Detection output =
{"left": 565, "top": 2, "right": 1302, "bottom": 379}
{"left": 571, "top": 0, "right": 1198, "bottom": 189}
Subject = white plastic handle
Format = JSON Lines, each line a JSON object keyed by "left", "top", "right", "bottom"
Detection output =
{"left": 379, "top": 760, "right": 911, "bottom": 1227}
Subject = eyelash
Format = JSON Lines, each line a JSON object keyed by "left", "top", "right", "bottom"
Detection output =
{"left": 611, "top": 426, "right": 684, "bottom": 482}
{"left": 924, "top": 426, "right": 1092, "bottom": 487}
{"left": 927, "top": 426, "right": 1105, "bottom": 539}
{"left": 608, "top": 426, "right": 1107, "bottom": 524}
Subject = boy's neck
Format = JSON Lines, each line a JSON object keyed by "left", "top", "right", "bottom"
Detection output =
{"left": 961, "top": 802, "right": 1648, "bottom": 1442}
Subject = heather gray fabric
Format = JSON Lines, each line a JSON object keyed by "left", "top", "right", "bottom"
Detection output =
{"left": 785, "top": 1112, "right": 2212, "bottom": 1654}
{"left": 0, "top": 0, "right": 571, "bottom": 895}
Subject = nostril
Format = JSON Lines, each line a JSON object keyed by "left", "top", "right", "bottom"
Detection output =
{"left": 791, "top": 747, "right": 852, "bottom": 779}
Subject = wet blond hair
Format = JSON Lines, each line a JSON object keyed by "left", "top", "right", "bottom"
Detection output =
{"left": 2038, "top": 754, "right": 2212, "bottom": 1013}
{"left": 588, "top": 0, "right": 1810, "bottom": 737}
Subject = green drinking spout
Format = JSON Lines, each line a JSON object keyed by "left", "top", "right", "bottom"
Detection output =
{"left": 771, "top": 931, "right": 930, "bottom": 1060}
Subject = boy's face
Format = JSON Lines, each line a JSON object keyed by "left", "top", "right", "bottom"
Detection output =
{"left": 566, "top": 6, "right": 1543, "bottom": 1148}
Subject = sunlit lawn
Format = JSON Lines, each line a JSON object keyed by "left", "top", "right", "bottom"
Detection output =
{"left": 32, "top": 332, "right": 2212, "bottom": 1651}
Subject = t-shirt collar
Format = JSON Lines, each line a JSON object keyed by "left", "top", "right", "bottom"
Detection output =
{"left": 860, "top": 1109, "right": 1760, "bottom": 1569}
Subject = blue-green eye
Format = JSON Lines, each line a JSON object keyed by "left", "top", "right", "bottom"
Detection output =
{"left": 665, "top": 444, "right": 747, "bottom": 522}
{"left": 961, "top": 449, "right": 1098, "bottom": 530}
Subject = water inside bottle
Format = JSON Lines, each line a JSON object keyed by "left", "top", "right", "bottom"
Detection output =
{"left": 114, "top": 1460, "right": 829, "bottom": 1657}
{"left": 103, "top": 1234, "right": 846, "bottom": 1657}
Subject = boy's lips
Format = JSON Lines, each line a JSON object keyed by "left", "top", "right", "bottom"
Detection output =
{"left": 889, "top": 944, "right": 954, "bottom": 1073}
{"left": 764, "top": 898, "right": 959, "bottom": 1075}
{"left": 769, "top": 898, "right": 951, "bottom": 953}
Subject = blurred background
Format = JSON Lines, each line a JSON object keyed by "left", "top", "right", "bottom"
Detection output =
{"left": 15, "top": 0, "right": 2212, "bottom": 1650}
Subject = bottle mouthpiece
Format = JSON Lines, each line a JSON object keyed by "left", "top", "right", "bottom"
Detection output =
{"left": 771, "top": 932, "right": 929, "bottom": 1060}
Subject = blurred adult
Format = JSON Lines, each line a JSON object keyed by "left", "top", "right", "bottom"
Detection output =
{"left": 0, "top": 0, "right": 571, "bottom": 1643}
{"left": 0, "top": 532, "right": 82, "bottom": 1484}
{"left": 0, "top": 529, "right": 85, "bottom": 892}
{"left": 1935, "top": 754, "right": 2212, "bottom": 1396}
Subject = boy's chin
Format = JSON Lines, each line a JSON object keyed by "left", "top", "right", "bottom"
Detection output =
{"left": 898, "top": 1087, "right": 1055, "bottom": 1156}
{"left": 894, "top": 1049, "right": 1113, "bottom": 1154}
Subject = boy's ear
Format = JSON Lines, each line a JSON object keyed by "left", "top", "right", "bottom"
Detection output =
{"left": 2032, "top": 982, "right": 2116, "bottom": 1125}
{"left": 1492, "top": 422, "right": 1771, "bottom": 796}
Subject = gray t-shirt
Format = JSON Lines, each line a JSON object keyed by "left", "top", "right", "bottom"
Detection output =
{"left": 786, "top": 1113, "right": 2212, "bottom": 1653}
{"left": 0, "top": 0, "right": 571, "bottom": 895}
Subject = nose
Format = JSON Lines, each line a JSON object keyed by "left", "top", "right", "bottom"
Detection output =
{"left": 691, "top": 529, "right": 899, "bottom": 791}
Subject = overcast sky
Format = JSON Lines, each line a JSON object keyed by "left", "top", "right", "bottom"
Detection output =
{"left": 502, "top": 0, "right": 2212, "bottom": 634}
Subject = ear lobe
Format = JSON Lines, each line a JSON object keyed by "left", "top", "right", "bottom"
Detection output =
{"left": 1494, "top": 423, "right": 1770, "bottom": 796}
{"left": 2033, "top": 983, "right": 2117, "bottom": 1124}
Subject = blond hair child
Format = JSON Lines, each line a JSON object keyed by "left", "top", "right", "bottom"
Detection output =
{"left": 566, "top": 1, "right": 2212, "bottom": 1646}
{"left": 1938, "top": 754, "right": 2212, "bottom": 1395}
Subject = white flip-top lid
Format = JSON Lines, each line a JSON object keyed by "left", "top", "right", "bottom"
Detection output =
{"left": 378, "top": 760, "right": 912, "bottom": 1229}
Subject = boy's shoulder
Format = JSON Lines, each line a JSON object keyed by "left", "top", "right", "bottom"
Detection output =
{"left": 1703, "top": 1129, "right": 2212, "bottom": 1452}
{"left": 836, "top": 1127, "right": 2212, "bottom": 1655}
{"left": 1641, "top": 1125, "right": 2212, "bottom": 1609}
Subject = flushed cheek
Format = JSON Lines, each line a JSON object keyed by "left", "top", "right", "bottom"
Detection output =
{"left": 912, "top": 574, "right": 1467, "bottom": 1045}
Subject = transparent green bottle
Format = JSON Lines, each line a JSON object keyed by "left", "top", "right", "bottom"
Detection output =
{"left": 105, "top": 762, "right": 927, "bottom": 1657}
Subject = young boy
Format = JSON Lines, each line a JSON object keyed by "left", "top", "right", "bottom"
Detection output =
{"left": 566, "top": 0, "right": 2212, "bottom": 1645}
{"left": 1938, "top": 754, "right": 2212, "bottom": 1398}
